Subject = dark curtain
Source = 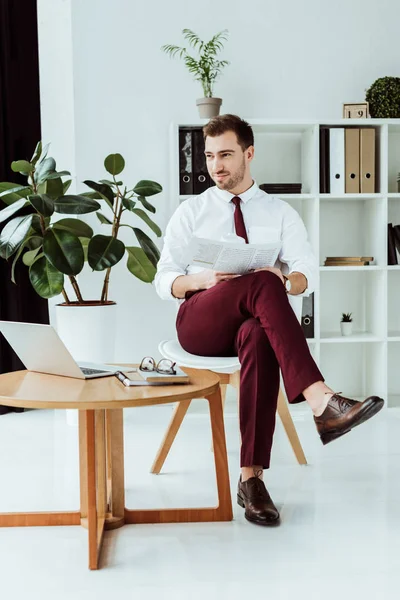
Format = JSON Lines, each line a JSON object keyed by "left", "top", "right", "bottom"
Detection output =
{"left": 0, "top": 0, "right": 49, "bottom": 412}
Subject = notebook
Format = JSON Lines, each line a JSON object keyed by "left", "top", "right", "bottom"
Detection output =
{"left": 115, "top": 366, "right": 189, "bottom": 387}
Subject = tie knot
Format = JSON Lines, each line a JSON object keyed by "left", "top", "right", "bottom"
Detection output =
{"left": 232, "top": 196, "right": 242, "bottom": 207}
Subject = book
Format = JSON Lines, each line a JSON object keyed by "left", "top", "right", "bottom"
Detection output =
{"left": 329, "top": 128, "right": 345, "bottom": 194}
{"left": 325, "top": 256, "right": 373, "bottom": 262}
{"left": 115, "top": 367, "right": 189, "bottom": 387}
{"left": 324, "top": 261, "right": 370, "bottom": 266}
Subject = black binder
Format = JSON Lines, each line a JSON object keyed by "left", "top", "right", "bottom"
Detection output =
{"left": 192, "top": 128, "right": 211, "bottom": 194}
{"left": 179, "top": 128, "right": 193, "bottom": 195}
{"left": 301, "top": 293, "right": 314, "bottom": 338}
{"left": 388, "top": 223, "right": 398, "bottom": 265}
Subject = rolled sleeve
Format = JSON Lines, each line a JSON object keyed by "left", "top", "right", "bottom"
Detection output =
{"left": 279, "top": 203, "right": 318, "bottom": 297}
{"left": 154, "top": 202, "right": 193, "bottom": 301}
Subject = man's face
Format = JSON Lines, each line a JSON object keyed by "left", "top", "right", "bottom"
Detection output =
{"left": 204, "top": 131, "right": 253, "bottom": 191}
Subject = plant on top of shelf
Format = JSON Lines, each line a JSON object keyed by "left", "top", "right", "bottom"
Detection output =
{"left": 365, "top": 77, "right": 400, "bottom": 118}
{"left": 161, "top": 28, "right": 230, "bottom": 119}
{"left": 340, "top": 312, "right": 353, "bottom": 337}
{"left": 341, "top": 312, "right": 353, "bottom": 322}
{"left": 0, "top": 142, "right": 162, "bottom": 304}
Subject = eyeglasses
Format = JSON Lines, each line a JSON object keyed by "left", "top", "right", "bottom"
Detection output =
{"left": 139, "top": 356, "right": 177, "bottom": 375}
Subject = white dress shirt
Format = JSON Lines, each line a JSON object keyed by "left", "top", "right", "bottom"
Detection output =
{"left": 154, "top": 181, "right": 318, "bottom": 317}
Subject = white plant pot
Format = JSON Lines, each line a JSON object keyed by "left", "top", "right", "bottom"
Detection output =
{"left": 340, "top": 322, "right": 353, "bottom": 336}
{"left": 55, "top": 301, "right": 117, "bottom": 426}
{"left": 196, "top": 97, "right": 222, "bottom": 118}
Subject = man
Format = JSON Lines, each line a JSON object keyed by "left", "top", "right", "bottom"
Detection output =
{"left": 154, "top": 114, "right": 384, "bottom": 527}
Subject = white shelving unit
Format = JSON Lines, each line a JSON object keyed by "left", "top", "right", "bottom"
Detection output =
{"left": 169, "top": 119, "right": 400, "bottom": 407}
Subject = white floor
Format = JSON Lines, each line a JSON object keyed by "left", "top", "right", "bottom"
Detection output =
{"left": 0, "top": 399, "right": 399, "bottom": 600}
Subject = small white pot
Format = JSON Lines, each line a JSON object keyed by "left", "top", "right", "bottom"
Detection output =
{"left": 196, "top": 97, "right": 222, "bottom": 118}
{"left": 55, "top": 302, "right": 117, "bottom": 426}
{"left": 340, "top": 321, "right": 353, "bottom": 336}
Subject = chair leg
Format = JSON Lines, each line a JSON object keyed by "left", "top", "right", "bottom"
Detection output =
{"left": 210, "top": 383, "right": 228, "bottom": 452}
{"left": 150, "top": 399, "right": 192, "bottom": 474}
{"left": 277, "top": 388, "right": 307, "bottom": 465}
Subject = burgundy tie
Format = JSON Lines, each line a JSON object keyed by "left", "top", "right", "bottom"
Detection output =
{"left": 231, "top": 196, "right": 248, "bottom": 243}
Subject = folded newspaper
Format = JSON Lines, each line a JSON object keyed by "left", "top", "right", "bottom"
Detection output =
{"left": 186, "top": 237, "right": 281, "bottom": 274}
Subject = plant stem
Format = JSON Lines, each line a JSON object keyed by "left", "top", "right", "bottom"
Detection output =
{"left": 100, "top": 268, "right": 111, "bottom": 303}
{"left": 69, "top": 275, "right": 84, "bottom": 303}
{"left": 61, "top": 288, "right": 70, "bottom": 304}
{"left": 100, "top": 177, "right": 125, "bottom": 303}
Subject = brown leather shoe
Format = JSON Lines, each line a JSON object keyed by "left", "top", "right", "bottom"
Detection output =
{"left": 314, "top": 393, "right": 384, "bottom": 445}
{"left": 237, "top": 476, "right": 280, "bottom": 526}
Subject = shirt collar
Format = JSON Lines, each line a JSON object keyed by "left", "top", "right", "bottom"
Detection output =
{"left": 213, "top": 180, "right": 260, "bottom": 204}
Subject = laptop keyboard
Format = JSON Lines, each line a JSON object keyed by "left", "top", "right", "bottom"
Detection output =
{"left": 81, "top": 367, "right": 109, "bottom": 375}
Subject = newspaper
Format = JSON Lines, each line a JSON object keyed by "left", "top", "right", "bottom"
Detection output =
{"left": 186, "top": 237, "right": 281, "bottom": 274}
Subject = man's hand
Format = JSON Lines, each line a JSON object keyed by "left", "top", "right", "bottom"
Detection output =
{"left": 252, "top": 266, "right": 284, "bottom": 284}
{"left": 193, "top": 269, "right": 241, "bottom": 290}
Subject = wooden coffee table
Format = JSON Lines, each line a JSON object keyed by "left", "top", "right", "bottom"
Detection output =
{"left": 0, "top": 366, "right": 232, "bottom": 569}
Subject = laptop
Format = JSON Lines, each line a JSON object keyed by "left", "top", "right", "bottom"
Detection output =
{"left": 0, "top": 321, "right": 135, "bottom": 380}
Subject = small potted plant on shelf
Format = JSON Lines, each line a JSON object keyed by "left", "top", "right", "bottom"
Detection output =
{"left": 340, "top": 312, "right": 353, "bottom": 336}
{"left": 0, "top": 142, "right": 162, "bottom": 363}
{"left": 161, "top": 28, "right": 230, "bottom": 119}
{"left": 365, "top": 76, "right": 400, "bottom": 118}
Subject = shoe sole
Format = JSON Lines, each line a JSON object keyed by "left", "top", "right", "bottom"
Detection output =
{"left": 237, "top": 494, "right": 280, "bottom": 526}
{"left": 320, "top": 397, "right": 384, "bottom": 445}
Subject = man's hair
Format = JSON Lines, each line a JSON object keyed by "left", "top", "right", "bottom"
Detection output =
{"left": 202, "top": 114, "right": 254, "bottom": 151}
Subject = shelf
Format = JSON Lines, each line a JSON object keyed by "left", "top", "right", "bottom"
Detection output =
{"left": 388, "top": 193, "right": 400, "bottom": 198}
{"left": 388, "top": 335, "right": 400, "bottom": 341}
{"left": 320, "top": 266, "right": 382, "bottom": 271}
{"left": 320, "top": 332, "right": 383, "bottom": 343}
{"left": 179, "top": 193, "right": 315, "bottom": 201}
{"left": 387, "top": 265, "right": 400, "bottom": 270}
{"left": 319, "top": 194, "right": 384, "bottom": 200}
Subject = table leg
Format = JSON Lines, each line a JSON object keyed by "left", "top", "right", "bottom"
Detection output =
{"left": 79, "top": 409, "right": 108, "bottom": 570}
{"left": 104, "top": 408, "right": 125, "bottom": 530}
{"left": 124, "top": 389, "right": 233, "bottom": 524}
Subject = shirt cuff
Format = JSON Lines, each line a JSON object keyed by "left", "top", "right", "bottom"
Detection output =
{"left": 154, "top": 271, "right": 185, "bottom": 301}
{"left": 289, "top": 265, "right": 316, "bottom": 298}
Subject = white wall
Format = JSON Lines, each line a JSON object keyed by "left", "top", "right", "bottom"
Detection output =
{"left": 37, "top": 0, "right": 400, "bottom": 362}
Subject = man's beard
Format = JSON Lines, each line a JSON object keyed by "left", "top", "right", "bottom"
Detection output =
{"left": 213, "top": 157, "right": 246, "bottom": 191}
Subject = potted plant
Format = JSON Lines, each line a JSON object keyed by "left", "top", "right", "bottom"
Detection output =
{"left": 340, "top": 312, "right": 353, "bottom": 336}
{"left": 161, "top": 29, "right": 230, "bottom": 119}
{"left": 365, "top": 77, "right": 400, "bottom": 118}
{"left": 0, "top": 142, "right": 162, "bottom": 363}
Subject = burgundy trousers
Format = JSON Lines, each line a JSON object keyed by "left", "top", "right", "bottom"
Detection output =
{"left": 176, "top": 270, "right": 324, "bottom": 469}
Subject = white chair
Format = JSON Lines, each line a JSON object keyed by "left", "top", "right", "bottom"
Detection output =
{"left": 150, "top": 339, "right": 307, "bottom": 474}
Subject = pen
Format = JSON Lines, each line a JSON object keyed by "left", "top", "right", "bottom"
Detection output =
{"left": 114, "top": 371, "right": 130, "bottom": 386}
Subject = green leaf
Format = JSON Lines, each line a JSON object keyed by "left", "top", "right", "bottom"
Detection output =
{"left": 83, "top": 180, "right": 114, "bottom": 207}
{"left": 79, "top": 237, "right": 90, "bottom": 261}
{"left": 25, "top": 235, "right": 43, "bottom": 250}
{"left": 29, "top": 256, "right": 64, "bottom": 299}
{"left": 54, "top": 195, "right": 101, "bottom": 214}
{"left": 45, "top": 170, "right": 71, "bottom": 180}
{"left": 63, "top": 179, "right": 72, "bottom": 194}
{"left": 35, "top": 157, "right": 56, "bottom": 184}
{"left": 133, "top": 180, "right": 162, "bottom": 197}
{"left": 0, "top": 215, "right": 33, "bottom": 259}
{"left": 10, "top": 233, "right": 40, "bottom": 283}
{"left": 22, "top": 246, "right": 41, "bottom": 267}
{"left": 87, "top": 235, "right": 125, "bottom": 271}
{"left": 131, "top": 208, "right": 161, "bottom": 237}
{"left": 11, "top": 160, "right": 34, "bottom": 174}
{"left": 0, "top": 198, "right": 28, "bottom": 224}
{"left": 137, "top": 195, "right": 156, "bottom": 213}
{"left": 31, "top": 214, "right": 50, "bottom": 235}
{"left": 99, "top": 179, "right": 123, "bottom": 186}
{"left": 96, "top": 212, "right": 113, "bottom": 225}
{"left": 122, "top": 197, "right": 136, "bottom": 211}
{"left": 104, "top": 154, "right": 125, "bottom": 176}
{"left": 30, "top": 141, "right": 42, "bottom": 165}
{"left": 43, "top": 228, "right": 84, "bottom": 275}
{"left": 132, "top": 228, "right": 160, "bottom": 268}
{"left": 126, "top": 246, "right": 156, "bottom": 283}
{"left": 28, "top": 194, "right": 54, "bottom": 217}
{"left": 43, "top": 176, "right": 64, "bottom": 200}
{"left": 53, "top": 218, "right": 93, "bottom": 239}
{"left": 0, "top": 184, "right": 32, "bottom": 206}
